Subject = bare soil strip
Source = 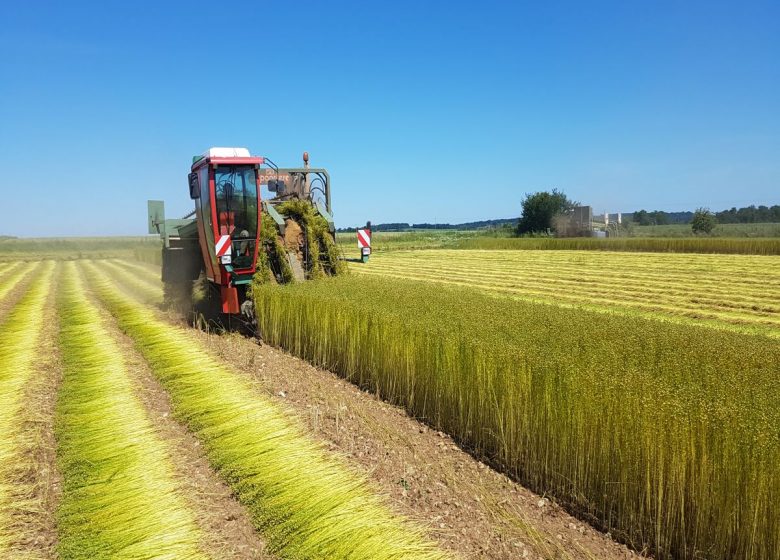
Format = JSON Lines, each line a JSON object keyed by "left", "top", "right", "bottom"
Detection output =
{"left": 83, "top": 277, "right": 274, "bottom": 559}
{"left": 197, "top": 331, "right": 643, "bottom": 560}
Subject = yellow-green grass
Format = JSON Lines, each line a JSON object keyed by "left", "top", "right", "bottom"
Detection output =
{"left": 338, "top": 230, "right": 475, "bottom": 253}
{"left": 56, "top": 262, "right": 205, "bottom": 559}
{"left": 455, "top": 236, "right": 780, "bottom": 254}
{"left": 0, "top": 261, "right": 54, "bottom": 555}
{"left": 0, "top": 236, "right": 160, "bottom": 263}
{"left": 82, "top": 261, "right": 449, "bottom": 560}
{"left": 252, "top": 275, "right": 780, "bottom": 560}
{"left": 0, "top": 237, "right": 158, "bottom": 253}
{"left": 352, "top": 249, "right": 780, "bottom": 337}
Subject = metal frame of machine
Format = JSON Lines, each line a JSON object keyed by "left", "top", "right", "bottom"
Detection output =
{"left": 148, "top": 147, "right": 334, "bottom": 317}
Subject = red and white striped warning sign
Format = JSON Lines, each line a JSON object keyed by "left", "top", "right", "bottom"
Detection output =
{"left": 215, "top": 234, "right": 232, "bottom": 257}
{"left": 357, "top": 228, "right": 371, "bottom": 249}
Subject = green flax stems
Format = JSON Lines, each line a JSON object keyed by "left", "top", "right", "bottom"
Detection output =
{"left": 252, "top": 274, "right": 780, "bottom": 560}
{"left": 56, "top": 262, "right": 204, "bottom": 559}
{"left": 0, "top": 261, "right": 54, "bottom": 556}
{"left": 83, "top": 261, "right": 449, "bottom": 560}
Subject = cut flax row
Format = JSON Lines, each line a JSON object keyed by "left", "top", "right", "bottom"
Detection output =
{"left": 56, "top": 262, "right": 205, "bottom": 558}
{"left": 99, "top": 260, "right": 162, "bottom": 304}
{"left": 252, "top": 275, "right": 780, "bottom": 560}
{"left": 107, "top": 258, "right": 161, "bottom": 285}
{"left": 0, "top": 261, "right": 35, "bottom": 304}
{"left": 82, "top": 260, "right": 448, "bottom": 560}
{"left": 0, "top": 262, "right": 54, "bottom": 555}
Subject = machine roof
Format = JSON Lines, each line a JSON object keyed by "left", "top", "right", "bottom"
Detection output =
{"left": 191, "top": 147, "right": 263, "bottom": 169}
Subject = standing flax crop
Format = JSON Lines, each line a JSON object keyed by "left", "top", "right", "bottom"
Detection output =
{"left": 82, "top": 260, "right": 449, "bottom": 560}
{"left": 0, "top": 261, "right": 54, "bottom": 556}
{"left": 56, "top": 262, "right": 205, "bottom": 559}
{"left": 252, "top": 275, "right": 780, "bottom": 560}
{"left": 454, "top": 236, "right": 780, "bottom": 255}
{"left": 353, "top": 249, "right": 780, "bottom": 336}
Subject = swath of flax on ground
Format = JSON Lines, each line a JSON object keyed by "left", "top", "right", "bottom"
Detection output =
{"left": 0, "top": 262, "right": 56, "bottom": 557}
{"left": 55, "top": 262, "right": 205, "bottom": 559}
{"left": 0, "top": 262, "right": 43, "bottom": 321}
{"left": 77, "top": 263, "right": 275, "bottom": 559}
{"left": 12, "top": 262, "right": 63, "bottom": 558}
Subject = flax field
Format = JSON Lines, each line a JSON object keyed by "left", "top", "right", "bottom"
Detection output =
{"left": 0, "top": 239, "right": 778, "bottom": 560}
{"left": 0, "top": 258, "right": 449, "bottom": 560}
{"left": 252, "top": 248, "right": 780, "bottom": 560}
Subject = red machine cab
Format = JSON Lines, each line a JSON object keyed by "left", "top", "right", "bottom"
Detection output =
{"left": 189, "top": 148, "right": 263, "bottom": 313}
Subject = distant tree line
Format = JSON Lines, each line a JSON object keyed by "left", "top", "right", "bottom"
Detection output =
{"left": 631, "top": 205, "right": 780, "bottom": 226}
{"left": 337, "top": 218, "right": 516, "bottom": 232}
{"left": 412, "top": 219, "right": 516, "bottom": 230}
{"left": 337, "top": 222, "right": 410, "bottom": 232}
{"left": 337, "top": 203, "right": 780, "bottom": 233}
{"left": 630, "top": 210, "right": 698, "bottom": 225}
{"left": 714, "top": 205, "right": 780, "bottom": 223}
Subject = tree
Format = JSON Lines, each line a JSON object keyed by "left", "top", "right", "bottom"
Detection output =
{"left": 649, "top": 210, "right": 670, "bottom": 225}
{"left": 715, "top": 204, "right": 780, "bottom": 223}
{"left": 633, "top": 210, "right": 651, "bottom": 226}
{"left": 632, "top": 209, "right": 670, "bottom": 226}
{"left": 516, "top": 189, "right": 576, "bottom": 235}
{"left": 691, "top": 207, "right": 717, "bottom": 235}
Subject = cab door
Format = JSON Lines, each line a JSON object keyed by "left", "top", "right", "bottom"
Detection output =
{"left": 192, "top": 163, "right": 219, "bottom": 282}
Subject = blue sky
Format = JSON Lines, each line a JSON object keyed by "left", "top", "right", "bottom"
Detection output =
{"left": 1, "top": 0, "right": 778, "bottom": 236}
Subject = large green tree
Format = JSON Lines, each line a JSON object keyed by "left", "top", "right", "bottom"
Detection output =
{"left": 516, "top": 189, "right": 576, "bottom": 235}
{"left": 691, "top": 207, "right": 717, "bottom": 234}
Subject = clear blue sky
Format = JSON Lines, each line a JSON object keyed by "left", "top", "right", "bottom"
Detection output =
{"left": 1, "top": 0, "right": 778, "bottom": 236}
